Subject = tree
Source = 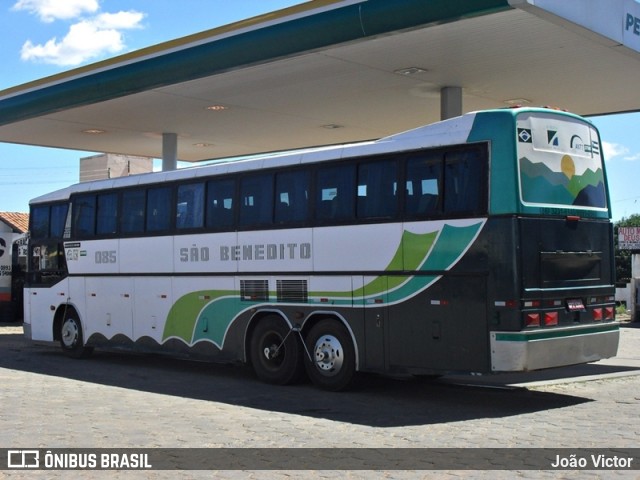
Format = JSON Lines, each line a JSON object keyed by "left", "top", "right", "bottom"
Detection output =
{"left": 614, "top": 214, "right": 640, "bottom": 282}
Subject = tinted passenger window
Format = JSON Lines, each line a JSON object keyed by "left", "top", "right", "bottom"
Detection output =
{"left": 206, "top": 178, "right": 235, "bottom": 229}
{"left": 177, "top": 183, "right": 204, "bottom": 229}
{"left": 96, "top": 193, "right": 118, "bottom": 235}
{"left": 239, "top": 174, "right": 273, "bottom": 226}
{"left": 73, "top": 195, "right": 96, "bottom": 237}
{"left": 275, "top": 170, "right": 310, "bottom": 224}
{"left": 120, "top": 190, "right": 145, "bottom": 234}
{"left": 51, "top": 204, "right": 69, "bottom": 238}
{"left": 30, "top": 205, "right": 50, "bottom": 239}
{"left": 316, "top": 164, "right": 355, "bottom": 221}
{"left": 33, "top": 203, "right": 70, "bottom": 239}
{"left": 444, "top": 148, "right": 485, "bottom": 214}
{"left": 147, "top": 186, "right": 172, "bottom": 232}
{"left": 357, "top": 159, "right": 397, "bottom": 218}
{"left": 405, "top": 152, "right": 442, "bottom": 217}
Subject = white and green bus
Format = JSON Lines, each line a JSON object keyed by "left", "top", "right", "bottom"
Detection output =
{"left": 25, "top": 107, "right": 619, "bottom": 390}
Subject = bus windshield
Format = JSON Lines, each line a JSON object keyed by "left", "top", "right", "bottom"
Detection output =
{"left": 516, "top": 112, "right": 607, "bottom": 211}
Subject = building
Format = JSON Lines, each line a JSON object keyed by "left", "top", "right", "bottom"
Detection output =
{"left": 80, "top": 153, "right": 153, "bottom": 182}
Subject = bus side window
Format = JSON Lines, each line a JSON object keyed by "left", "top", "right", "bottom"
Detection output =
{"left": 146, "top": 186, "right": 172, "bottom": 232}
{"left": 30, "top": 205, "right": 50, "bottom": 239}
{"left": 72, "top": 194, "right": 96, "bottom": 237}
{"left": 444, "top": 147, "right": 485, "bottom": 215}
{"left": 316, "top": 164, "right": 355, "bottom": 222}
{"left": 176, "top": 183, "right": 205, "bottom": 230}
{"left": 357, "top": 159, "right": 397, "bottom": 219}
{"left": 405, "top": 152, "right": 442, "bottom": 217}
{"left": 120, "top": 189, "right": 145, "bottom": 234}
{"left": 206, "top": 178, "right": 236, "bottom": 230}
{"left": 239, "top": 174, "right": 273, "bottom": 227}
{"left": 275, "top": 170, "right": 310, "bottom": 224}
{"left": 50, "top": 204, "right": 69, "bottom": 238}
{"left": 96, "top": 193, "right": 118, "bottom": 235}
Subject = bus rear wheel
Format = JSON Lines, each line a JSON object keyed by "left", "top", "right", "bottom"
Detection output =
{"left": 304, "top": 319, "right": 356, "bottom": 391}
{"left": 249, "top": 315, "right": 304, "bottom": 385}
{"left": 59, "top": 309, "right": 93, "bottom": 359}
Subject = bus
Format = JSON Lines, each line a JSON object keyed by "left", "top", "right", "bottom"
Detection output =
{"left": 24, "top": 107, "right": 619, "bottom": 391}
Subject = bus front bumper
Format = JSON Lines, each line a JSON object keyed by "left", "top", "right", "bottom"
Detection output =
{"left": 490, "top": 322, "right": 620, "bottom": 372}
{"left": 22, "top": 321, "right": 32, "bottom": 340}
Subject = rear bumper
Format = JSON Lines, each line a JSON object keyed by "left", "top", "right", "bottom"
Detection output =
{"left": 490, "top": 322, "right": 620, "bottom": 372}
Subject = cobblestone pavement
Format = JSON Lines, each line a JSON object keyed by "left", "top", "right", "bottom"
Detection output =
{"left": 0, "top": 322, "right": 638, "bottom": 479}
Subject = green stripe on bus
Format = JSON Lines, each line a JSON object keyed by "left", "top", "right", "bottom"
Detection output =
{"left": 163, "top": 221, "right": 485, "bottom": 346}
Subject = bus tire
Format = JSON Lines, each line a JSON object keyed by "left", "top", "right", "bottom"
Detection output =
{"left": 304, "top": 319, "right": 356, "bottom": 391}
{"left": 249, "top": 315, "right": 304, "bottom": 385}
{"left": 59, "top": 309, "right": 93, "bottom": 359}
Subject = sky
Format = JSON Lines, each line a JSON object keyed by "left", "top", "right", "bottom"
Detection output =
{"left": 0, "top": 0, "right": 639, "bottom": 222}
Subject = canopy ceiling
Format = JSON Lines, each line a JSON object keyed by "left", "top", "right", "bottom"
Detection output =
{"left": 1, "top": 0, "right": 639, "bottom": 162}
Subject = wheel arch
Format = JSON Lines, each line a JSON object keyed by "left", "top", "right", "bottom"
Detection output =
{"left": 242, "top": 308, "right": 361, "bottom": 371}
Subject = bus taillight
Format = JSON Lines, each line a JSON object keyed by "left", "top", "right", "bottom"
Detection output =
{"left": 605, "top": 306, "right": 615, "bottom": 320}
{"left": 526, "top": 313, "right": 540, "bottom": 327}
{"left": 592, "top": 308, "right": 603, "bottom": 321}
{"left": 544, "top": 312, "right": 558, "bottom": 326}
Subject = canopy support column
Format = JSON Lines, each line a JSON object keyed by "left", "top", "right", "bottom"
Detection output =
{"left": 162, "top": 132, "right": 178, "bottom": 171}
{"left": 440, "top": 86, "right": 462, "bottom": 120}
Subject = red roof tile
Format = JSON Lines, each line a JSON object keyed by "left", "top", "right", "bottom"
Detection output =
{"left": 0, "top": 212, "right": 29, "bottom": 233}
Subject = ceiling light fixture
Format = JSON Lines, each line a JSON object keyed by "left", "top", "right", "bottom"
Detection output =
{"left": 205, "top": 105, "right": 228, "bottom": 111}
{"left": 82, "top": 128, "right": 106, "bottom": 134}
{"left": 193, "top": 142, "right": 214, "bottom": 147}
{"left": 394, "top": 67, "right": 427, "bottom": 76}
{"left": 504, "top": 98, "right": 531, "bottom": 106}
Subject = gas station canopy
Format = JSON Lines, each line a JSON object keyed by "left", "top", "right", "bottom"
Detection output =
{"left": 1, "top": 0, "right": 640, "bottom": 164}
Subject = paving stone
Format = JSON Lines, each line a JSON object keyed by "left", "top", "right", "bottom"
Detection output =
{"left": 1, "top": 322, "right": 639, "bottom": 479}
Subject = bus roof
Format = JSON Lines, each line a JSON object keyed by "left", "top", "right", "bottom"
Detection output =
{"left": 29, "top": 107, "right": 594, "bottom": 206}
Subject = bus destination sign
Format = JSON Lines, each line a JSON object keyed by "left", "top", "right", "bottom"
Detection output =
{"left": 618, "top": 226, "right": 640, "bottom": 250}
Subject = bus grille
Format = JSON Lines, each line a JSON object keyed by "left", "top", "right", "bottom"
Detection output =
{"left": 240, "top": 279, "right": 269, "bottom": 302}
{"left": 277, "top": 280, "right": 308, "bottom": 303}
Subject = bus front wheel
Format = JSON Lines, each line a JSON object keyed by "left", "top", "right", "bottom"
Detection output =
{"left": 304, "top": 319, "right": 356, "bottom": 391}
{"left": 59, "top": 310, "right": 93, "bottom": 359}
{"left": 249, "top": 315, "right": 304, "bottom": 385}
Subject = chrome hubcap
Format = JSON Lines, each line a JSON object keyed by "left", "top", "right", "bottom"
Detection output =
{"left": 61, "top": 319, "right": 78, "bottom": 348}
{"left": 312, "top": 335, "right": 343, "bottom": 376}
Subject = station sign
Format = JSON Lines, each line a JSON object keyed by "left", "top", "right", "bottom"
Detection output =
{"left": 529, "top": 0, "right": 640, "bottom": 56}
{"left": 618, "top": 226, "right": 640, "bottom": 250}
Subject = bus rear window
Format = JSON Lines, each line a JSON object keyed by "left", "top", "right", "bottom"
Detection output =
{"left": 517, "top": 112, "right": 607, "bottom": 211}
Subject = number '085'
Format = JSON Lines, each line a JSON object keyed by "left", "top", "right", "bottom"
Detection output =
{"left": 95, "top": 251, "right": 116, "bottom": 264}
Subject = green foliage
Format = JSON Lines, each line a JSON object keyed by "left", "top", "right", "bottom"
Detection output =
{"left": 614, "top": 214, "right": 640, "bottom": 282}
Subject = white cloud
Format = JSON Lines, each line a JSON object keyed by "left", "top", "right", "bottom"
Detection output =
{"left": 18, "top": 9, "right": 145, "bottom": 66}
{"left": 602, "top": 141, "right": 640, "bottom": 162}
{"left": 602, "top": 141, "right": 630, "bottom": 161}
{"left": 12, "top": 0, "right": 99, "bottom": 23}
{"left": 93, "top": 11, "right": 145, "bottom": 30}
